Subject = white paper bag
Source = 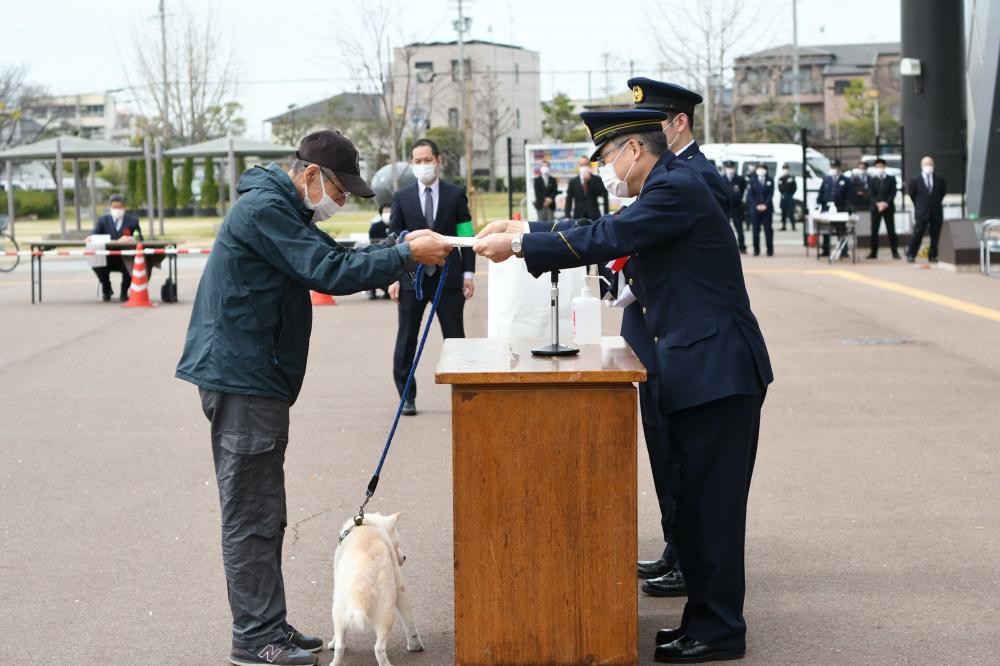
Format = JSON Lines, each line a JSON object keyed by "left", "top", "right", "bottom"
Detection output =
{"left": 487, "top": 258, "right": 585, "bottom": 340}
{"left": 86, "top": 234, "right": 110, "bottom": 268}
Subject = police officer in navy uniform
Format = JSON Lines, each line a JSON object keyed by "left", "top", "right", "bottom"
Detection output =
{"left": 474, "top": 108, "right": 773, "bottom": 663}
{"left": 721, "top": 161, "right": 748, "bottom": 253}
{"left": 623, "top": 78, "right": 732, "bottom": 599}
{"left": 746, "top": 163, "right": 775, "bottom": 256}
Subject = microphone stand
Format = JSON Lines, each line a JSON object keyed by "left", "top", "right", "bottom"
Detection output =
{"left": 531, "top": 269, "right": 579, "bottom": 357}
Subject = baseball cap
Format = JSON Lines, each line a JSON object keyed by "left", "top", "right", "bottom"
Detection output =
{"left": 296, "top": 130, "right": 375, "bottom": 199}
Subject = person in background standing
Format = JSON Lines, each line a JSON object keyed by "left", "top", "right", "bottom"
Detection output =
{"left": 388, "top": 138, "right": 476, "bottom": 416}
{"left": 533, "top": 160, "right": 559, "bottom": 222}
{"left": 868, "top": 157, "right": 900, "bottom": 260}
{"left": 906, "top": 155, "right": 947, "bottom": 263}
{"left": 851, "top": 161, "right": 872, "bottom": 212}
{"left": 746, "top": 164, "right": 774, "bottom": 256}
{"left": 817, "top": 160, "right": 851, "bottom": 257}
{"left": 777, "top": 164, "right": 797, "bottom": 231}
{"left": 721, "top": 161, "right": 747, "bottom": 253}
{"left": 564, "top": 155, "right": 609, "bottom": 220}
{"left": 367, "top": 203, "right": 392, "bottom": 300}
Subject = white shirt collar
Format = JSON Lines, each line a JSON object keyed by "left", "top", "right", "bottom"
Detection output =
{"left": 675, "top": 139, "right": 695, "bottom": 156}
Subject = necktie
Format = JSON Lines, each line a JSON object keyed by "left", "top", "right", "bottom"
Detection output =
{"left": 582, "top": 177, "right": 588, "bottom": 195}
{"left": 925, "top": 174, "right": 931, "bottom": 191}
{"left": 423, "top": 187, "right": 437, "bottom": 277}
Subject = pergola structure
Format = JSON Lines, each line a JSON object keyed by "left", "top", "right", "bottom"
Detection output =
{"left": 0, "top": 135, "right": 143, "bottom": 240}
{"left": 164, "top": 137, "right": 296, "bottom": 214}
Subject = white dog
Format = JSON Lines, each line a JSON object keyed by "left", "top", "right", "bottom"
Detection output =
{"left": 329, "top": 512, "right": 424, "bottom": 666}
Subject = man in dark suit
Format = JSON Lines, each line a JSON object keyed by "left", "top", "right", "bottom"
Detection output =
{"left": 563, "top": 155, "right": 609, "bottom": 220}
{"left": 533, "top": 160, "right": 559, "bottom": 222}
{"left": 367, "top": 204, "right": 392, "bottom": 300}
{"left": 906, "top": 155, "right": 947, "bottom": 263}
{"left": 89, "top": 193, "right": 144, "bottom": 301}
{"left": 474, "top": 108, "right": 772, "bottom": 664}
{"left": 777, "top": 164, "right": 797, "bottom": 231}
{"left": 622, "top": 77, "right": 732, "bottom": 600}
{"left": 868, "top": 157, "right": 901, "bottom": 259}
{"left": 388, "top": 138, "right": 476, "bottom": 416}
{"left": 746, "top": 163, "right": 775, "bottom": 256}
{"left": 851, "top": 161, "right": 872, "bottom": 212}
{"left": 722, "top": 160, "right": 747, "bottom": 253}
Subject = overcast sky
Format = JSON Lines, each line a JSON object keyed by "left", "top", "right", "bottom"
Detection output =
{"left": 2, "top": 0, "right": 901, "bottom": 139}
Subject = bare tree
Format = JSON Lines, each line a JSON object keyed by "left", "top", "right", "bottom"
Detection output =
{"left": 125, "top": 2, "right": 241, "bottom": 144}
{"left": 474, "top": 66, "right": 516, "bottom": 192}
{"left": 646, "top": 0, "right": 772, "bottom": 143}
{"left": 0, "top": 63, "right": 51, "bottom": 149}
{"left": 334, "top": 0, "right": 418, "bottom": 189}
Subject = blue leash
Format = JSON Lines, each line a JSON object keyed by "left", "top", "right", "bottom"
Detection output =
{"left": 352, "top": 259, "right": 449, "bottom": 527}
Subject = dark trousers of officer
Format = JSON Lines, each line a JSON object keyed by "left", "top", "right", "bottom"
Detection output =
{"left": 393, "top": 276, "right": 466, "bottom": 400}
{"left": 870, "top": 207, "right": 899, "bottom": 256}
{"left": 639, "top": 374, "right": 678, "bottom": 566}
{"left": 749, "top": 210, "right": 773, "bottom": 255}
{"left": 730, "top": 209, "right": 747, "bottom": 251}
{"left": 780, "top": 194, "right": 796, "bottom": 230}
{"left": 92, "top": 256, "right": 132, "bottom": 296}
{"left": 667, "top": 390, "right": 764, "bottom": 652}
{"left": 200, "top": 388, "right": 290, "bottom": 649}
{"left": 907, "top": 215, "right": 942, "bottom": 261}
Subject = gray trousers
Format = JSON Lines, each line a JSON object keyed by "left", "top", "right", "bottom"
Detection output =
{"left": 200, "top": 388, "right": 290, "bottom": 649}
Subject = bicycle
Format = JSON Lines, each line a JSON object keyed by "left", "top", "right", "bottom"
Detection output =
{"left": 0, "top": 215, "right": 20, "bottom": 273}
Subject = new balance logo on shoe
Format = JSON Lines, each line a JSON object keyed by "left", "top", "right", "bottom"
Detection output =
{"left": 257, "top": 644, "right": 283, "bottom": 663}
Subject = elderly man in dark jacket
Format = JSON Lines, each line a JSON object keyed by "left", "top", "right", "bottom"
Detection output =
{"left": 176, "top": 131, "right": 451, "bottom": 666}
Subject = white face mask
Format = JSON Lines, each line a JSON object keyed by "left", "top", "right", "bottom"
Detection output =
{"left": 579, "top": 166, "right": 591, "bottom": 178}
{"left": 110, "top": 208, "right": 125, "bottom": 222}
{"left": 756, "top": 169, "right": 767, "bottom": 179}
{"left": 724, "top": 168, "right": 735, "bottom": 177}
{"left": 662, "top": 115, "right": 680, "bottom": 150}
{"left": 540, "top": 166, "right": 551, "bottom": 176}
{"left": 380, "top": 211, "right": 391, "bottom": 225}
{"left": 781, "top": 169, "right": 789, "bottom": 175}
{"left": 875, "top": 167, "right": 886, "bottom": 177}
{"left": 599, "top": 142, "right": 637, "bottom": 198}
{"left": 303, "top": 171, "right": 342, "bottom": 222}
{"left": 411, "top": 163, "right": 438, "bottom": 185}
{"left": 922, "top": 165, "right": 934, "bottom": 175}
{"left": 830, "top": 169, "right": 839, "bottom": 177}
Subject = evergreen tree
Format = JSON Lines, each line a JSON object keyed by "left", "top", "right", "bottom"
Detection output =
{"left": 201, "top": 158, "right": 217, "bottom": 208}
{"left": 163, "top": 157, "right": 177, "bottom": 210}
{"left": 177, "top": 158, "right": 194, "bottom": 209}
{"left": 126, "top": 160, "right": 139, "bottom": 208}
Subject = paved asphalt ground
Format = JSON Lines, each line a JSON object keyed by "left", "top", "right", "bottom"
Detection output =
{"left": 1, "top": 229, "right": 998, "bottom": 665}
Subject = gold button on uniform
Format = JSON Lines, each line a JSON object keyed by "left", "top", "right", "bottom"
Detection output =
{"left": 642, "top": 306, "right": 647, "bottom": 314}
{"left": 628, "top": 278, "right": 634, "bottom": 286}
{"left": 654, "top": 336, "right": 659, "bottom": 343}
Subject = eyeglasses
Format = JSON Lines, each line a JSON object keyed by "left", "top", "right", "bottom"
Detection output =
{"left": 595, "top": 139, "right": 644, "bottom": 168}
{"left": 318, "top": 165, "right": 350, "bottom": 198}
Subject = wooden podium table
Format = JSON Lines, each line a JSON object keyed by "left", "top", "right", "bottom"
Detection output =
{"left": 436, "top": 336, "right": 647, "bottom": 666}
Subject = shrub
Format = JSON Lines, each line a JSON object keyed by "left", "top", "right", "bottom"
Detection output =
{"left": 163, "top": 157, "right": 177, "bottom": 209}
{"left": 177, "top": 158, "right": 194, "bottom": 208}
{"left": 201, "top": 158, "right": 217, "bottom": 207}
{"left": 0, "top": 190, "right": 59, "bottom": 218}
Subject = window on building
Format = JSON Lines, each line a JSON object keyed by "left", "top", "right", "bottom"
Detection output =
{"left": 448, "top": 107, "right": 459, "bottom": 129}
{"left": 833, "top": 80, "right": 852, "bottom": 95}
{"left": 780, "top": 71, "right": 819, "bottom": 96}
{"left": 450, "top": 58, "right": 472, "bottom": 82}
{"left": 415, "top": 62, "right": 435, "bottom": 84}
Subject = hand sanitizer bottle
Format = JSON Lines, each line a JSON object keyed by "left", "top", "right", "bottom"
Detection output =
{"left": 572, "top": 275, "right": 609, "bottom": 345}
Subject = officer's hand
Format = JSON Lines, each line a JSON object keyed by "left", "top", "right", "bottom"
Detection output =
{"left": 463, "top": 277, "right": 475, "bottom": 300}
{"left": 408, "top": 232, "right": 452, "bottom": 266}
{"left": 388, "top": 281, "right": 400, "bottom": 303}
{"left": 476, "top": 219, "right": 524, "bottom": 238}
{"left": 473, "top": 233, "right": 515, "bottom": 263}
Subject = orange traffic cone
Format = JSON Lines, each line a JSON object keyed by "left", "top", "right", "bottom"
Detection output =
{"left": 122, "top": 242, "right": 155, "bottom": 308}
{"left": 310, "top": 290, "right": 337, "bottom": 306}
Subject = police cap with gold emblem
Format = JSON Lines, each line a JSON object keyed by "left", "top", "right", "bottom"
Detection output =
{"left": 627, "top": 77, "right": 703, "bottom": 118}
{"left": 581, "top": 108, "right": 668, "bottom": 161}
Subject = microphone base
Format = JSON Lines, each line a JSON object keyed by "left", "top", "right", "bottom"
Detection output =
{"left": 531, "top": 343, "right": 580, "bottom": 357}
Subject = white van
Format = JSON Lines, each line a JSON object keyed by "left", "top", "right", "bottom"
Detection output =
{"left": 700, "top": 143, "right": 832, "bottom": 220}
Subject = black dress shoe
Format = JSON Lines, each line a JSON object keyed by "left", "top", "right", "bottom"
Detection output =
{"left": 642, "top": 568, "right": 686, "bottom": 597}
{"left": 655, "top": 627, "right": 684, "bottom": 645}
{"left": 402, "top": 400, "right": 417, "bottom": 416}
{"left": 892, "top": 251, "right": 901, "bottom": 260}
{"left": 865, "top": 253, "right": 877, "bottom": 260}
{"left": 655, "top": 635, "right": 745, "bottom": 663}
{"left": 102, "top": 292, "right": 112, "bottom": 302}
{"left": 637, "top": 557, "right": 672, "bottom": 579}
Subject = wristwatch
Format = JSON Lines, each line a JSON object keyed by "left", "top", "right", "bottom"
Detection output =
{"left": 511, "top": 233, "right": 524, "bottom": 258}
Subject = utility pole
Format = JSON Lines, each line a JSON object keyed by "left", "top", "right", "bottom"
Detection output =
{"left": 602, "top": 52, "right": 611, "bottom": 103}
{"left": 704, "top": 71, "right": 712, "bottom": 144}
{"left": 792, "top": 0, "right": 801, "bottom": 128}
{"left": 456, "top": 0, "right": 473, "bottom": 195}
{"left": 159, "top": 0, "right": 169, "bottom": 140}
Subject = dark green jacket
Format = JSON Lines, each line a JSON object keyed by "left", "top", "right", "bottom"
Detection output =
{"left": 176, "top": 163, "right": 415, "bottom": 404}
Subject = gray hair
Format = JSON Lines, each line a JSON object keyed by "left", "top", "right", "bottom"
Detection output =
{"left": 290, "top": 159, "right": 336, "bottom": 181}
